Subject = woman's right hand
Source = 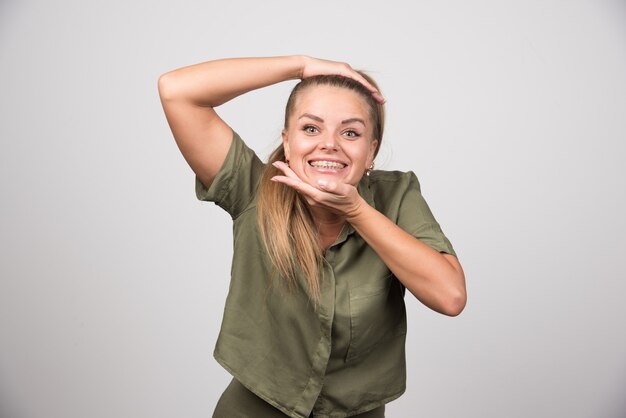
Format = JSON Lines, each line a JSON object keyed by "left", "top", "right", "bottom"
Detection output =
{"left": 158, "top": 56, "right": 384, "bottom": 190}
{"left": 299, "top": 56, "right": 386, "bottom": 104}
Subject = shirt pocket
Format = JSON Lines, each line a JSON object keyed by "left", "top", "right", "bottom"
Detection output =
{"left": 345, "top": 275, "right": 407, "bottom": 362}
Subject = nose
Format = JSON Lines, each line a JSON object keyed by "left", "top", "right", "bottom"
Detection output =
{"left": 320, "top": 134, "right": 339, "bottom": 151}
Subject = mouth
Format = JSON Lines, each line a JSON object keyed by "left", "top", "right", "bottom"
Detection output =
{"left": 308, "top": 160, "right": 347, "bottom": 169}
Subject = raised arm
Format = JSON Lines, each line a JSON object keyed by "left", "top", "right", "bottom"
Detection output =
{"left": 158, "top": 56, "right": 303, "bottom": 188}
{"left": 158, "top": 56, "right": 383, "bottom": 188}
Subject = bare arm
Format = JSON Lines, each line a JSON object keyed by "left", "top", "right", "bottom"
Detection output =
{"left": 157, "top": 56, "right": 305, "bottom": 188}
{"left": 271, "top": 162, "right": 466, "bottom": 316}
{"left": 346, "top": 201, "right": 466, "bottom": 316}
{"left": 158, "top": 56, "right": 384, "bottom": 188}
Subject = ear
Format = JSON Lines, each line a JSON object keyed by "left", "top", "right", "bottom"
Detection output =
{"left": 367, "top": 139, "right": 379, "bottom": 166}
{"left": 281, "top": 129, "right": 290, "bottom": 161}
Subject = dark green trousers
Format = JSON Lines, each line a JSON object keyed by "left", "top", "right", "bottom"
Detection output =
{"left": 213, "top": 378, "right": 385, "bottom": 418}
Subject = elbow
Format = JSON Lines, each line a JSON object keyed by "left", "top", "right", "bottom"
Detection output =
{"left": 431, "top": 272, "right": 467, "bottom": 317}
{"left": 157, "top": 71, "right": 179, "bottom": 102}
{"left": 411, "top": 282, "right": 467, "bottom": 317}
{"left": 440, "top": 289, "right": 467, "bottom": 317}
{"left": 440, "top": 263, "right": 467, "bottom": 317}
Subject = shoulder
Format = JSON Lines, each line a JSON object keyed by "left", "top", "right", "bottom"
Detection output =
{"left": 360, "top": 169, "right": 421, "bottom": 217}
{"left": 196, "top": 130, "right": 265, "bottom": 218}
{"left": 368, "top": 169, "right": 421, "bottom": 193}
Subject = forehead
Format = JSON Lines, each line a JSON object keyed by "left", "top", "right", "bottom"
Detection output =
{"left": 292, "top": 85, "right": 371, "bottom": 121}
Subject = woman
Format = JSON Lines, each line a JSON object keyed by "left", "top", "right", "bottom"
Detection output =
{"left": 158, "top": 56, "right": 466, "bottom": 418}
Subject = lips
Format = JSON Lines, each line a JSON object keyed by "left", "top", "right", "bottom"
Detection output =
{"left": 308, "top": 160, "right": 347, "bottom": 169}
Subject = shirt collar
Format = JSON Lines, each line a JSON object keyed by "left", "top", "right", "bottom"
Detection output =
{"left": 357, "top": 174, "right": 375, "bottom": 208}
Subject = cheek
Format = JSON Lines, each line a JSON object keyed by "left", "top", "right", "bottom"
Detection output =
{"left": 355, "top": 146, "right": 374, "bottom": 165}
{"left": 290, "top": 139, "right": 314, "bottom": 160}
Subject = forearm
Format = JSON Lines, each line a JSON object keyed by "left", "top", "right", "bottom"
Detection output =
{"left": 348, "top": 199, "right": 466, "bottom": 316}
{"left": 158, "top": 55, "right": 305, "bottom": 107}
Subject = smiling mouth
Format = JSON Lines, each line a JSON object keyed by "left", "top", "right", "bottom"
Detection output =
{"left": 309, "top": 160, "right": 347, "bottom": 169}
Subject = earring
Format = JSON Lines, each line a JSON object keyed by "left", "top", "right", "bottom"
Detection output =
{"left": 366, "top": 162, "right": 374, "bottom": 176}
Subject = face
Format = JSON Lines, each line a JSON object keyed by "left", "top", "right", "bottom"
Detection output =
{"left": 282, "top": 85, "right": 378, "bottom": 188}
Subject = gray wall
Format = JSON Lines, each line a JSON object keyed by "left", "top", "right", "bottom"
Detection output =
{"left": 1, "top": 1, "right": 625, "bottom": 417}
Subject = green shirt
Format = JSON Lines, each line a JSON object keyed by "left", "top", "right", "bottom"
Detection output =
{"left": 196, "top": 131, "right": 456, "bottom": 418}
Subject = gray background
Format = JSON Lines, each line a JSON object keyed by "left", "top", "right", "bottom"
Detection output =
{"left": 1, "top": 0, "right": 625, "bottom": 417}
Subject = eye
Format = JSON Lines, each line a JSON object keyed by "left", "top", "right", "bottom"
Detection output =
{"left": 303, "top": 125, "right": 319, "bottom": 134}
{"left": 343, "top": 129, "right": 361, "bottom": 139}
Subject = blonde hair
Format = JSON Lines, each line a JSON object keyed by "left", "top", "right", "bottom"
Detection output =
{"left": 257, "top": 73, "right": 385, "bottom": 301}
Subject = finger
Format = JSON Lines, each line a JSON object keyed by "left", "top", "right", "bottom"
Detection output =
{"left": 342, "top": 71, "right": 386, "bottom": 104}
{"left": 371, "top": 91, "right": 386, "bottom": 105}
{"left": 305, "top": 58, "right": 386, "bottom": 104}
{"left": 316, "top": 178, "right": 353, "bottom": 197}
{"left": 320, "top": 61, "right": 382, "bottom": 102}
{"left": 315, "top": 178, "right": 336, "bottom": 193}
{"left": 272, "top": 161, "right": 302, "bottom": 182}
{"left": 271, "top": 175, "right": 323, "bottom": 197}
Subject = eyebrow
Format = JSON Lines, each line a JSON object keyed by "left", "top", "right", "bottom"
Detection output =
{"left": 298, "top": 113, "right": 366, "bottom": 127}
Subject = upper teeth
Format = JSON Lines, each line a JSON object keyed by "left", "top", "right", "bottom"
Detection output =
{"left": 310, "top": 161, "right": 346, "bottom": 169}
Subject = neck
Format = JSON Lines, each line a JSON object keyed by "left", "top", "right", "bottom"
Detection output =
{"left": 310, "top": 206, "right": 344, "bottom": 227}
{"left": 309, "top": 207, "right": 346, "bottom": 251}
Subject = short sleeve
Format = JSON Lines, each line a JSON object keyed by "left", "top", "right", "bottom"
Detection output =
{"left": 397, "top": 172, "right": 456, "bottom": 256}
{"left": 195, "top": 130, "right": 265, "bottom": 219}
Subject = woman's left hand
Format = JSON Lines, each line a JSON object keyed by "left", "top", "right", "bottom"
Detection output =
{"left": 272, "top": 162, "right": 466, "bottom": 316}
{"left": 271, "top": 161, "right": 366, "bottom": 219}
